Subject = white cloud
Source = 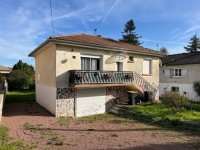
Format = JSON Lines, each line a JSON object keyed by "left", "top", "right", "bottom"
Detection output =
{"left": 99, "top": 0, "right": 119, "bottom": 28}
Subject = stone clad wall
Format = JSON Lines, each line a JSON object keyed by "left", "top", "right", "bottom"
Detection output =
{"left": 56, "top": 87, "right": 76, "bottom": 117}
{"left": 56, "top": 86, "right": 130, "bottom": 117}
{"left": 106, "top": 86, "right": 129, "bottom": 111}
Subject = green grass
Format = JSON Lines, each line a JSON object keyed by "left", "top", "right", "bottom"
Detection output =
{"left": 191, "top": 101, "right": 200, "bottom": 112}
{"left": 5, "top": 90, "right": 35, "bottom": 103}
{"left": 125, "top": 102, "right": 200, "bottom": 131}
{"left": 131, "top": 102, "right": 200, "bottom": 123}
{"left": 0, "top": 125, "right": 36, "bottom": 150}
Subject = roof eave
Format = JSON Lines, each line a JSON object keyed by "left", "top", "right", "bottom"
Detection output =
{"left": 29, "top": 38, "right": 166, "bottom": 57}
{"left": 28, "top": 39, "right": 51, "bottom": 57}
{"left": 50, "top": 39, "right": 166, "bottom": 57}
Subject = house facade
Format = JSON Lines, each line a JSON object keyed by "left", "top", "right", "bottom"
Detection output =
{"left": 29, "top": 34, "right": 165, "bottom": 117}
{"left": 159, "top": 52, "right": 200, "bottom": 101}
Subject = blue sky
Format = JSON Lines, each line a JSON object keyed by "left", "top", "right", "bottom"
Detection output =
{"left": 1, "top": 0, "right": 200, "bottom": 67}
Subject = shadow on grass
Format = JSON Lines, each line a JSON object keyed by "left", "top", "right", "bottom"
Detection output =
{"left": 5, "top": 90, "right": 35, "bottom": 103}
{"left": 2, "top": 102, "right": 54, "bottom": 117}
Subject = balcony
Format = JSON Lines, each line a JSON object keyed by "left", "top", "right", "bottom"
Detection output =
{"left": 69, "top": 70, "right": 134, "bottom": 87}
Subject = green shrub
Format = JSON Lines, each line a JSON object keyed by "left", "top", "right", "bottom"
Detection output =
{"left": 161, "top": 92, "right": 191, "bottom": 114}
{"left": 193, "top": 81, "right": 200, "bottom": 97}
{"left": 7, "top": 70, "right": 29, "bottom": 91}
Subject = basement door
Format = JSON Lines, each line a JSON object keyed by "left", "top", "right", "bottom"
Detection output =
{"left": 76, "top": 88, "right": 106, "bottom": 117}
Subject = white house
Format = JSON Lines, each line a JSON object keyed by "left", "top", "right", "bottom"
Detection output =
{"left": 159, "top": 52, "right": 200, "bottom": 101}
{"left": 29, "top": 34, "right": 165, "bottom": 117}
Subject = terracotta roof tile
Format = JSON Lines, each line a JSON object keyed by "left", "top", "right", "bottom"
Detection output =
{"left": 0, "top": 65, "right": 12, "bottom": 71}
{"left": 50, "top": 34, "right": 162, "bottom": 54}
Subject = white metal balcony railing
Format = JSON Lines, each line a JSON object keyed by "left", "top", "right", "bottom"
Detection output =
{"left": 69, "top": 70, "right": 157, "bottom": 98}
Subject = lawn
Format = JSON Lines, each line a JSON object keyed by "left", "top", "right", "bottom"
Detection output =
{"left": 130, "top": 102, "right": 200, "bottom": 123}
{"left": 5, "top": 90, "right": 35, "bottom": 103}
{"left": 127, "top": 102, "right": 200, "bottom": 132}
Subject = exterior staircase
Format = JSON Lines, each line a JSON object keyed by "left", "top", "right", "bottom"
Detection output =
{"left": 109, "top": 103, "right": 131, "bottom": 114}
{"left": 109, "top": 72, "right": 159, "bottom": 114}
{"left": 132, "top": 71, "right": 158, "bottom": 100}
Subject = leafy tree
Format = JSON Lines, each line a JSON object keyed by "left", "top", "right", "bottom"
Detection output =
{"left": 12, "top": 60, "right": 35, "bottom": 90}
{"left": 13, "top": 60, "right": 34, "bottom": 77}
{"left": 184, "top": 34, "right": 200, "bottom": 52}
{"left": 119, "top": 19, "right": 143, "bottom": 46}
{"left": 159, "top": 47, "right": 169, "bottom": 55}
{"left": 7, "top": 70, "right": 29, "bottom": 90}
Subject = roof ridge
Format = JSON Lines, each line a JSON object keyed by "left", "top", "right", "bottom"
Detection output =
{"left": 50, "top": 33, "right": 86, "bottom": 38}
{"left": 50, "top": 33, "right": 156, "bottom": 50}
{"left": 39, "top": 33, "right": 164, "bottom": 56}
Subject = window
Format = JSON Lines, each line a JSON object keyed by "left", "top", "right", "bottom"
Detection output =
{"left": 164, "top": 68, "right": 187, "bottom": 77}
{"left": 81, "top": 56, "right": 100, "bottom": 70}
{"left": 171, "top": 87, "right": 179, "bottom": 92}
{"left": 128, "top": 56, "right": 134, "bottom": 63}
{"left": 143, "top": 59, "right": 152, "bottom": 74}
{"left": 171, "top": 68, "right": 187, "bottom": 77}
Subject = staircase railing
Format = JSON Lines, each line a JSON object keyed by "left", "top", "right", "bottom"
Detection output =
{"left": 132, "top": 71, "right": 158, "bottom": 99}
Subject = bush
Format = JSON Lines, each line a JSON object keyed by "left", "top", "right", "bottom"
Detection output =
{"left": 7, "top": 70, "right": 29, "bottom": 91}
{"left": 193, "top": 81, "right": 200, "bottom": 97}
{"left": 161, "top": 92, "right": 191, "bottom": 114}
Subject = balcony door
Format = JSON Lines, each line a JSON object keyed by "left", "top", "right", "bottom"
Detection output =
{"left": 116, "top": 62, "right": 123, "bottom": 71}
{"left": 81, "top": 56, "right": 100, "bottom": 70}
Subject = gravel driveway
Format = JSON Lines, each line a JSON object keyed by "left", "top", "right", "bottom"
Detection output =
{"left": 2, "top": 102, "right": 200, "bottom": 150}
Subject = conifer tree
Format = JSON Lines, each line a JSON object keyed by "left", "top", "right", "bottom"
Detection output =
{"left": 120, "top": 19, "right": 143, "bottom": 46}
{"left": 184, "top": 34, "right": 200, "bottom": 52}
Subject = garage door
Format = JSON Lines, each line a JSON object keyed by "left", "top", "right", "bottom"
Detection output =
{"left": 76, "top": 88, "right": 106, "bottom": 117}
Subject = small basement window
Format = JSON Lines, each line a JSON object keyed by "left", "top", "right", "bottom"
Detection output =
{"left": 171, "top": 87, "right": 179, "bottom": 92}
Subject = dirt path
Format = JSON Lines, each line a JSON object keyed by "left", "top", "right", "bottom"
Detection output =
{"left": 2, "top": 102, "right": 200, "bottom": 150}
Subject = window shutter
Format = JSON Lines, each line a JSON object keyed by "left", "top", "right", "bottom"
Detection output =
{"left": 181, "top": 68, "right": 187, "bottom": 77}
{"left": 164, "top": 69, "right": 170, "bottom": 77}
{"left": 143, "top": 60, "right": 151, "bottom": 74}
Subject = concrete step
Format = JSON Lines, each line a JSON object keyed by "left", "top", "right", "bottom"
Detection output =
{"left": 109, "top": 104, "right": 129, "bottom": 114}
{"left": 109, "top": 109, "right": 120, "bottom": 114}
{"left": 111, "top": 105, "right": 121, "bottom": 111}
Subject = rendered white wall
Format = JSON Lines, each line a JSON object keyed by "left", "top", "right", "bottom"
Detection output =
{"left": 0, "top": 93, "right": 4, "bottom": 122}
{"left": 76, "top": 88, "right": 106, "bottom": 117}
{"left": 36, "top": 84, "right": 56, "bottom": 115}
{"left": 159, "top": 83, "right": 200, "bottom": 101}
